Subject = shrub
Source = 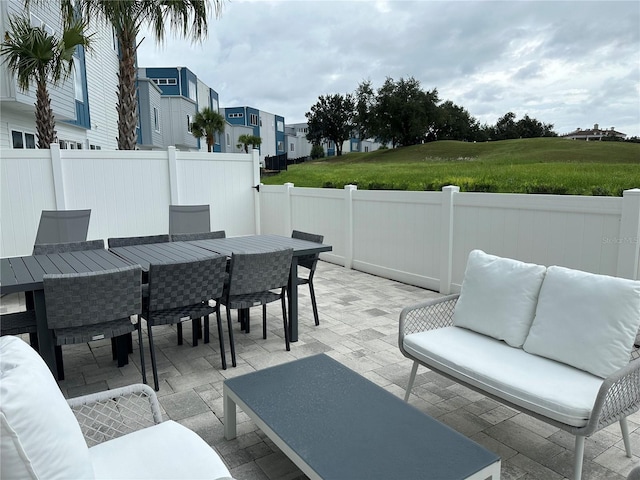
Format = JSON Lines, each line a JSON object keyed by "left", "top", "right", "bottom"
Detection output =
{"left": 310, "top": 144, "right": 325, "bottom": 159}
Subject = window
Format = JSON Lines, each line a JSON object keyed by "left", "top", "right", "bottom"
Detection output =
{"left": 277, "top": 141, "right": 284, "bottom": 152}
{"left": 153, "top": 107, "right": 160, "bottom": 132}
{"left": 226, "top": 133, "right": 230, "bottom": 147}
{"left": 188, "top": 80, "right": 197, "bottom": 101}
{"left": 11, "top": 130, "right": 36, "bottom": 149}
{"left": 249, "top": 113, "right": 258, "bottom": 126}
{"left": 187, "top": 114, "right": 192, "bottom": 133}
{"left": 73, "top": 59, "right": 83, "bottom": 101}
{"left": 30, "top": 13, "right": 54, "bottom": 35}
{"left": 152, "top": 78, "right": 177, "bottom": 86}
{"left": 90, "top": 144, "right": 102, "bottom": 150}
{"left": 59, "top": 139, "right": 83, "bottom": 149}
{"left": 228, "top": 113, "right": 243, "bottom": 119}
{"left": 277, "top": 120, "right": 284, "bottom": 132}
{"left": 352, "top": 142, "right": 358, "bottom": 151}
{"left": 290, "top": 143, "right": 295, "bottom": 152}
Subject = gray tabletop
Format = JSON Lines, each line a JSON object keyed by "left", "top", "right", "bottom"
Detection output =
{"left": 186, "top": 234, "right": 332, "bottom": 258}
{"left": 224, "top": 354, "right": 500, "bottom": 480}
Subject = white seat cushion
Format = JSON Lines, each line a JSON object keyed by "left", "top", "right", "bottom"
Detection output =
{"left": 404, "top": 327, "right": 604, "bottom": 427}
{"left": 0, "top": 336, "right": 94, "bottom": 480}
{"left": 523, "top": 266, "right": 640, "bottom": 378}
{"left": 453, "top": 250, "right": 546, "bottom": 347}
{"left": 89, "top": 420, "right": 231, "bottom": 480}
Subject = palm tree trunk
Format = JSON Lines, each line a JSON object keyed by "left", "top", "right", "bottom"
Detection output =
{"left": 116, "top": 33, "right": 138, "bottom": 150}
{"left": 35, "top": 79, "right": 55, "bottom": 148}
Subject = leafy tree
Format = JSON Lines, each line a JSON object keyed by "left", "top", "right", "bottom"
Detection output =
{"left": 0, "top": 15, "right": 92, "bottom": 148}
{"left": 435, "top": 101, "right": 479, "bottom": 141}
{"left": 516, "top": 114, "right": 556, "bottom": 138}
{"left": 310, "top": 144, "right": 325, "bottom": 159}
{"left": 190, "top": 107, "right": 224, "bottom": 152}
{"left": 305, "top": 93, "right": 355, "bottom": 156}
{"left": 237, "top": 134, "right": 261, "bottom": 153}
{"left": 494, "top": 112, "right": 519, "bottom": 140}
{"left": 59, "top": 0, "right": 223, "bottom": 150}
{"left": 369, "top": 77, "right": 440, "bottom": 147}
{"left": 353, "top": 79, "right": 375, "bottom": 141}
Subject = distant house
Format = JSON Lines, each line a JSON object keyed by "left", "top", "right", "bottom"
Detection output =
{"left": 285, "top": 122, "right": 387, "bottom": 158}
{"left": 137, "top": 67, "right": 222, "bottom": 152}
{"left": 562, "top": 124, "right": 626, "bottom": 141}
{"left": 221, "top": 106, "right": 286, "bottom": 164}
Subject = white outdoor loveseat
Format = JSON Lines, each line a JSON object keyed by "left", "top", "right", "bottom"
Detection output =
{"left": 0, "top": 336, "right": 233, "bottom": 480}
{"left": 399, "top": 250, "right": 640, "bottom": 480}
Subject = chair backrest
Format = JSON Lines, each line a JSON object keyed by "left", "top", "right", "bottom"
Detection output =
{"left": 170, "top": 230, "right": 226, "bottom": 242}
{"left": 108, "top": 234, "right": 170, "bottom": 248}
{"left": 33, "top": 239, "right": 104, "bottom": 255}
{"left": 34, "top": 209, "right": 91, "bottom": 245}
{"left": 43, "top": 265, "right": 142, "bottom": 330}
{"left": 147, "top": 256, "right": 228, "bottom": 312}
{"left": 227, "top": 249, "right": 293, "bottom": 296}
{"left": 169, "top": 205, "right": 210, "bottom": 235}
{"left": 292, "top": 230, "right": 324, "bottom": 271}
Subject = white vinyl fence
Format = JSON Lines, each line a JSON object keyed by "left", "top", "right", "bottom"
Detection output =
{"left": 260, "top": 183, "right": 640, "bottom": 292}
{"left": 0, "top": 145, "right": 260, "bottom": 257}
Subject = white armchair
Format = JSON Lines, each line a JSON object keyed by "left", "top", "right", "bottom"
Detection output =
{"left": 0, "top": 336, "right": 233, "bottom": 480}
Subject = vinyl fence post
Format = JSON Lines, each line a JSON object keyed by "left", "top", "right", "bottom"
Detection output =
{"left": 617, "top": 188, "right": 640, "bottom": 280}
{"left": 284, "top": 182, "right": 294, "bottom": 236}
{"left": 50, "top": 143, "right": 66, "bottom": 209}
{"left": 252, "top": 149, "right": 261, "bottom": 234}
{"left": 440, "top": 185, "right": 459, "bottom": 294}
{"left": 167, "top": 146, "right": 179, "bottom": 204}
{"left": 345, "top": 184, "right": 357, "bottom": 269}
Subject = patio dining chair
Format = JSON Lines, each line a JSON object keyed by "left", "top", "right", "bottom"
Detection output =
{"left": 169, "top": 204, "right": 210, "bottom": 235}
{"left": 43, "top": 265, "right": 144, "bottom": 384}
{"left": 141, "top": 256, "right": 228, "bottom": 391}
{"left": 291, "top": 230, "right": 324, "bottom": 326}
{"left": 34, "top": 209, "right": 91, "bottom": 245}
{"left": 221, "top": 248, "right": 294, "bottom": 366}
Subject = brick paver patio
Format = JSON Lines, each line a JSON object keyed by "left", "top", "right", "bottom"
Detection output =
{"left": 3, "top": 261, "right": 638, "bottom": 479}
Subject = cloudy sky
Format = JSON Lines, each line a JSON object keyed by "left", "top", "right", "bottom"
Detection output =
{"left": 137, "top": 0, "right": 640, "bottom": 138}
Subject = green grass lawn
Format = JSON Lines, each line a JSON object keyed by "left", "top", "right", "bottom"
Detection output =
{"left": 262, "top": 138, "right": 640, "bottom": 196}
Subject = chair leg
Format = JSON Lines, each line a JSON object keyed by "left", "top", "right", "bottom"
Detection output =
{"left": 204, "top": 315, "right": 210, "bottom": 344}
{"left": 115, "top": 335, "right": 129, "bottom": 367}
{"left": 573, "top": 435, "right": 585, "bottom": 480}
{"left": 191, "top": 319, "right": 198, "bottom": 347}
{"left": 404, "top": 361, "right": 419, "bottom": 401}
{"left": 147, "top": 324, "right": 160, "bottom": 391}
{"left": 226, "top": 307, "right": 237, "bottom": 367}
{"left": 28, "top": 332, "right": 39, "bottom": 352}
{"left": 55, "top": 345, "right": 64, "bottom": 381}
{"left": 621, "top": 417, "right": 632, "bottom": 457}
{"left": 262, "top": 304, "right": 267, "bottom": 339}
{"left": 215, "top": 305, "right": 226, "bottom": 370}
{"left": 138, "top": 321, "right": 147, "bottom": 386}
{"left": 177, "top": 322, "right": 183, "bottom": 346}
{"left": 281, "top": 294, "right": 290, "bottom": 351}
{"left": 309, "top": 281, "right": 320, "bottom": 326}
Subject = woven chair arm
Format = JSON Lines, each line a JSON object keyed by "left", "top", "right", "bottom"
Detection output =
{"left": 398, "top": 294, "right": 459, "bottom": 345}
{"left": 67, "top": 383, "right": 163, "bottom": 447}
{"left": 584, "top": 358, "right": 640, "bottom": 434}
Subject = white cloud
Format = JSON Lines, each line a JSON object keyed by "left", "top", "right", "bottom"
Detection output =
{"left": 137, "top": 0, "right": 640, "bottom": 137}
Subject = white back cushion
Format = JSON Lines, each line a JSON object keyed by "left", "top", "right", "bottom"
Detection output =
{"left": 0, "top": 337, "right": 94, "bottom": 480}
{"left": 453, "top": 250, "right": 547, "bottom": 347}
{"left": 523, "top": 266, "right": 640, "bottom": 378}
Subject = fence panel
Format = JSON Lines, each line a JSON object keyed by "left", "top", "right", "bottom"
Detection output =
{"left": 0, "top": 147, "right": 258, "bottom": 257}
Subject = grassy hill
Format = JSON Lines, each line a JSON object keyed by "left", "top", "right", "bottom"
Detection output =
{"left": 262, "top": 138, "right": 640, "bottom": 196}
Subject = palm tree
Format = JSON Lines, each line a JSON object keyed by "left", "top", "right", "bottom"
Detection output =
{"left": 0, "top": 16, "right": 92, "bottom": 148}
{"left": 237, "top": 134, "right": 262, "bottom": 153}
{"left": 191, "top": 107, "right": 225, "bottom": 152}
{"left": 60, "top": 0, "right": 224, "bottom": 150}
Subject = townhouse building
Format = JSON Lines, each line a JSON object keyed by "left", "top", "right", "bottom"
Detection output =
{"left": 137, "top": 66, "right": 222, "bottom": 152}
{"left": 222, "top": 106, "right": 286, "bottom": 164}
{"left": 285, "top": 122, "right": 386, "bottom": 159}
{"left": 0, "top": 0, "right": 120, "bottom": 151}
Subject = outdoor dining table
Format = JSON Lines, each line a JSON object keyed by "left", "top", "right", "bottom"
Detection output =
{"left": 111, "top": 235, "right": 332, "bottom": 342}
{"left": 0, "top": 249, "right": 134, "bottom": 377}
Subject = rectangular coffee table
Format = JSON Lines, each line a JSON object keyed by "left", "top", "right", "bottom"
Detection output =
{"left": 224, "top": 354, "right": 500, "bottom": 480}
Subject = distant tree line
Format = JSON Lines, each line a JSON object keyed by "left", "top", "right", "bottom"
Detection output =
{"left": 305, "top": 76, "right": 557, "bottom": 155}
